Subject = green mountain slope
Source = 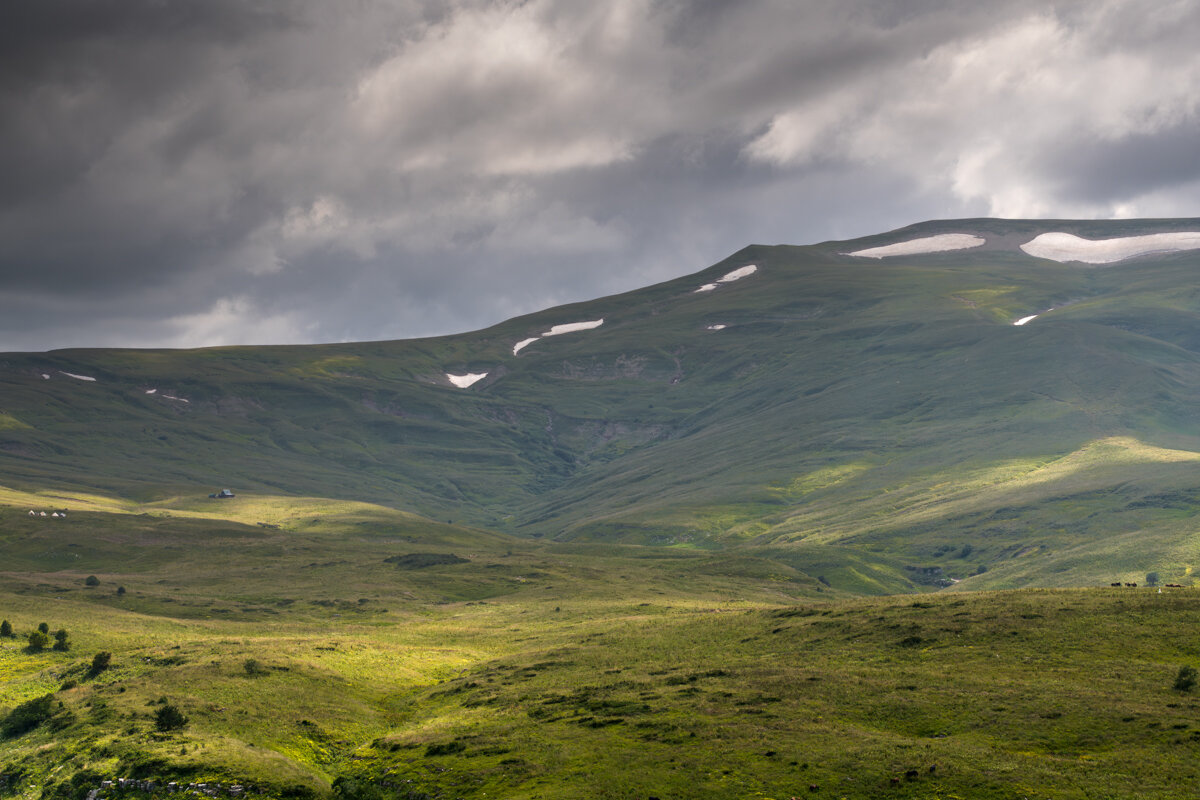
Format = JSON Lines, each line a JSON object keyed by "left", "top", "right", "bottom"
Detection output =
{"left": 4, "top": 217, "right": 1200, "bottom": 592}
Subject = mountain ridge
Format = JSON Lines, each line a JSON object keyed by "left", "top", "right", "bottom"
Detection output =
{"left": 4, "top": 217, "right": 1200, "bottom": 593}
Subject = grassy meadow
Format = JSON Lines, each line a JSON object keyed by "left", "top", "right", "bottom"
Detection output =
{"left": 3, "top": 492, "right": 1200, "bottom": 798}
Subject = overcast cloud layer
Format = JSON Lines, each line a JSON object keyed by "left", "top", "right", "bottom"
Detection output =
{"left": 3, "top": 0, "right": 1199, "bottom": 351}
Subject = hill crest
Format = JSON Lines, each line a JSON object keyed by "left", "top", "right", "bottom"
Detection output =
{"left": 5, "top": 216, "right": 1200, "bottom": 593}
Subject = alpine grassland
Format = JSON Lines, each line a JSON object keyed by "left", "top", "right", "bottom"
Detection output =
{"left": 5, "top": 218, "right": 1200, "bottom": 796}
{"left": 4, "top": 499, "right": 1200, "bottom": 798}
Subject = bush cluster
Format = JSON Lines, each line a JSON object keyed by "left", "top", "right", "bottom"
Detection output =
{"left": 0, "top": 619, "right": 73, "bottom": 653}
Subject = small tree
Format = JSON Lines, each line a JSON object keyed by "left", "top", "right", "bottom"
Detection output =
{"left": 52, "top": 629, "right": 70, "bottom": 652}
{"left": 37, "top": 622, "right": 49, "bottom": 634}
{"left": 84, "top": 575, "right": 100, "bottom": 587}
{"left": 27, "top": 630, "right": 50, "bottom": 652}
{"left": 116, "top": 586, "right": 126, "bottom": 596}
{"left": 1175, "top": 665, "right": 1197, "bottom": 692}
{"left": 90, "top": 651, "right": 112, "bottom": 674}
{"left": 0, "top": 619, "right": 12, "bottom": 637}
{"left": 154, "top": 703, "right": 188, "bottom": 732}
{"left": 243, "top": 658, "right": 266, "bottom": 677}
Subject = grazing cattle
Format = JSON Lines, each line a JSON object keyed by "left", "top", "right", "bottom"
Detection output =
{"left": 29, "top": 510, "right": 35, "bottom": 516}
{"left": 905, "top": 769, "right": 920, "bottom": 780}
{"left": 1111, "top": 582, "right": 1121, "bottom": 587}
{"left": 890, "top": 777, "right": 900, "bottom": 786}
{"left": 1125, "top": 582, "right": 1137, "bottom": 587}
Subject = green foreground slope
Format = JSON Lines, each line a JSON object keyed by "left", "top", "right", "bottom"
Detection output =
{"left": 2, "top": 498, "right": 1200, "bottom": 799}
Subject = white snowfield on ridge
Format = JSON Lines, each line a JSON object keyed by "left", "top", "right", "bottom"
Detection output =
{"left": 1020, "top": 232, "right": 1200, "bottom": 263}
{"left": 847, "top": 234, "right": 985, "bottom": 259}
{"left": 848, "top": 230, "right": 1200, "bottom": 263}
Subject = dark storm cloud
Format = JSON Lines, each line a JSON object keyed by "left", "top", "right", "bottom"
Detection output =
{"left": 1043, "top": 126, "right": 1200, "bottom": 205}
{"left": 1, "top": 0, "right": 1197, "bottom": 351}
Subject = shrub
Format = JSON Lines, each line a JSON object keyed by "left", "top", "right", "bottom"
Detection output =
{"left": 424, "top": 740, "right": 466, "bottom": 756}
{"left": 89, "top": 651, "right": 112, "bottom": 675}
{"left": 52, "top": 630, "right": 70, "bottom": 652}
{"left": 37, "top": 622, "right": 49, "bottom": 634}
{"left": 116, "top": 586, "right": 126, "bottom": 596}
{"left": 84, "top": 576, "right": 100, "bottom": 587}
{"left": 0, "top": 619, "right": 11, "bottom": 637}
{"left": 1, "top": 694, "right": 55, "bottom": 738}
{"left": 1175, "top": 665, "right": 1197, "bottom": 692}
{"left": 243, "top": 658, "right": 266, "bottom": 677}
{"left": 26, "top": 631, "right": 50, "bottom": 652}
{"left": 154, "top": 703, "right": 187, "bottom": 732}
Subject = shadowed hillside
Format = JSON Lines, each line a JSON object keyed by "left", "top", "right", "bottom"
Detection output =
{"left": 4, "top": 218, "right": 1200, "bottom": 592}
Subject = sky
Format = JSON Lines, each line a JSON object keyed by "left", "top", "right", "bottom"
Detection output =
{"left": 3, "top": 0, "right": 1199, "bottom": 352}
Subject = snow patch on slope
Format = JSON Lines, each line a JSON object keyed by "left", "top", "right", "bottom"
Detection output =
{"left": 511, "top": 319, "right": 604, "bottom": 355}
{"left": 693, "top": 265, "right": 757, "bottom": 293}
{"left": 1014, "top": 315, "right": 1039, "bottom": 326}
{"left": 543, "top": 319, "right": 604, "bottom": 336}
{"left": 61, "top": 372, "right": 96, "bottom": 382}
{"left": 1020, "top": 232, "right": 1200, "bottom": 264}
{"left": 447, "top": 372, "right": 487, "bottom": 388}
{"left": 719, "top": 265, "right": 757, "bottom": 283}
{"left": 847, "top": 234, "right": 985, "bottom": 259}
